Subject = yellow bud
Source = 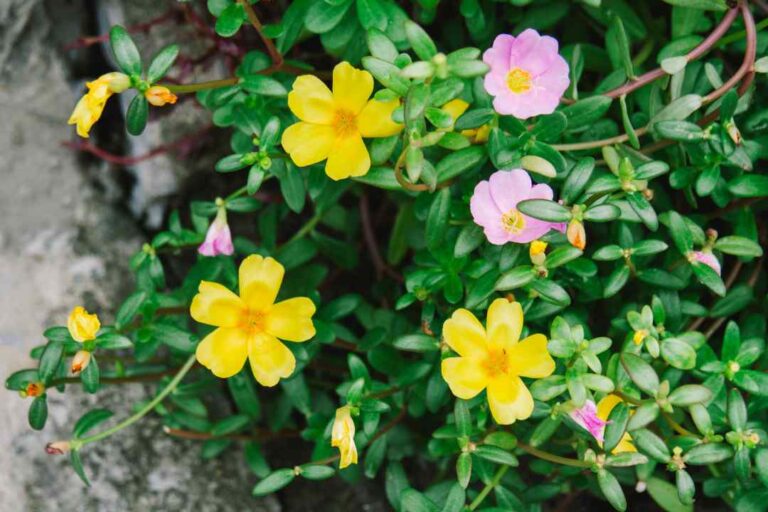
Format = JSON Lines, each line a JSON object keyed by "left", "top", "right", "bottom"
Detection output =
{"left": 566, "top": 220, "right": 586, "bottom": 250}
{"left": 633, "top": 329, "right": 648, "bottom": 345}
{"left": 529, "top": 240, "right": 548, "bottom": 265}
{"left": 145, "top": 86, "right": 178, "bottom": 107}
{"left": 67, "top": 306, "right": 101, "bottom": 342}
{"left": 331, "top": 406, "right": 358, "bottom": 469}
{"left": 71, "top": 350, "right": 92, "bottom": 374}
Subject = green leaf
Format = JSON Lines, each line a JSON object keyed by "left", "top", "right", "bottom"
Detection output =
{"left": 80, "top": 355, "right": 100, "bottom": 394}
{"left": 147, "top": 44, "right": 179, "bottom": 83}
{"left": 305, "top": 0, "right": 352, "bottom": 33}
{"left": 443, "top": 483, "right": 466, "bottom": 512}
{"left": 28, "top": 395, "right": 48, "bottom": 431}
{"left": 733, "top": 369, "right": 768, "bottom": 396}
{"left": 610, "top": 15, "right": 634, "bottom": 79}
{"left": 647, "top": 476, "right": 693, "bottom": 512}
{"left": 367, "top": 28, "right": 398, "bottom": 62}
{"left": 400, "top": 488, "right": 439, "bottom": 512}
{"left": 603, "top": 402, "right": 630, "bottom": 453}
{"left": 683, "top": 443, "right": 733, "bottom": 464}
{"left": 562, "top": 158, "right": 595, "bottom": 204}
{"left": 70, "top": 450, "right": 91, "bottom": 486}
{"left": 584, "top": 204, "right": 621, "bottom": 222}
{"left": 455, "top": 399, "right": 472, "bottom": 437}
{"left": 211, "top": 414, "right": 251, "bottom": 436}
{"left": 562, "top": 96, "right": 613, "bottom": 130}
{"left": 38, "top": 341, "right": 64, "bottom": 384}
{"left": 668, "top": 385, "right": 712, "bottom": 407}
{"left": 653, "top": 120, "right": 706, "bottom": 141}
{"left": 252, "top": 468, "right": 295, "bottom": 496}
{"left": 626, "top": 192, "right": 658, "bottom": 231}
{"left": 456, "top": 451, "right": 472, "bottom": 488}
{"left": 73, "top": 409, "right": 114, "bottom": 438}
{"left": 516, "top": 199, "right": 571, "bottom": 222}
{"left": 126, "top": 94, "right": 149, "bottom": 136}
{"left": 435, "top": 146, "right": 486, "bottom": 181}
{"left": 714, "top": 236, "right": 763, "bottom": 257}
{"left": 660, "top": 0, "right": 727, "bottom": 11}
{"left": 300, "top": 464, "right": 336, "bottom": 480}
{"left": 676, "top": 470, "right": 695, "bottom": 506}
{"left": 690, "top": 260, "right": 725, "bottom": 296}
{"left": 425, "top": 188, "right": 451, "bottom": 252}
{"left": 404, "top": 20, "right": 437, "bottom": 60}
{"left": 632, "top": 429, "right": 671, "bottom": 462}
{"left": 109, "top": 26, "right": 142, "bottom": 75}
{"left": 530, "top": 279, "right": 571, "bottom": 306}
{"left": 96, "top": 332, "right": 133, "bottom": 350}
{"left": 215, "top": 3, "right": 245, "bottom": 37}
{"left": 546, "top": 246, "right": 583, "bottom": 268}
{"left": 495, "top": 266, "right": 534, "bottom": 291}
{"left": 364, "top": 435, "right": 388, "bottom": 478}
{"left": 728, "top": 175, "right": 768, "bottom": 198}
{"left": 727, "top": 388, "right": 747, "bottom": 430}
{"left": 473, "top": 445, "right": 519, "bottom": 466}
{"left": 660, "top": 338, "right": 697, "bottom": 370}
{"left": 620, "top": 353, "right": 659, "bottom": 395}
{"left": 5, "top": 369, "right": 39, "bottom": 391}
{"left": 241, "top": 75, "right": 288, "bottom": 97}
{"left": 356, "top": 0, "right": 387, "bottom": 30}
{"left": 666, "top": 211, "right": 693, "bottom": 254}
{"left": 650, "top": 95, "right": 703, "bottom": 125}
{"left": 604, "top": 265, "right": 630, "bottom": 298}
{"left": 597, "top": 469, "right": 627, "bottom": 511}
{"left": 392, "top": 334, "right": 439, "bottom": 352}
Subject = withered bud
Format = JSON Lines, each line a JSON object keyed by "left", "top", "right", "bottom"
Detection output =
{"left": 45, "top": 441, "right": 71, "bottom": 455}
{"left": 26, "top": 382, "right": 45, "bottom": 398}
{"left": 71, "top": 350, "right": 91, "bottom": 375}
{"left": 566, "top": 220, "right": 586, "bottom": 251}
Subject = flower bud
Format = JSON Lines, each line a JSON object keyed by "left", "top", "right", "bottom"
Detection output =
{"left": 331, "top": 406, "right": 358, "bottom": 469}
{"left": 566, "top": 220, "right": 586, "bottom": 250}
{"left": 25, "top": 382, "right": 45, "bottom": 398}
{"left": 529, "top": 240, "right": 547, "bottom": 266}
{"left": 633, "top": 329, "right": 648, "bottom": 345}
{"left": 45, "top": 441, "right": 71, "bottom": 455}
{"left": 198, "top": 207, "right": 234, "bottom": 257}
{"left": 144, "top": 86, "right": 178, "bottom": 107}
{"left": 726, "top": 121, "right": 742, "bottom": 145}
{"left": 103, "top": 72, "right": 131, "bottom": 93}
{"left": 68, "top": 306, "right": 101, "bottom": 342}
{"left": 690, "top": 250, "right": 721, "bottom": 276}
{"left": 71, "top": 350, "right": 91, "bottom": 374}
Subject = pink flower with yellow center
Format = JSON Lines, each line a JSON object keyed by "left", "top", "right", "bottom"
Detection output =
{"left": 441, "top": 299, "right": 555, "bottom": 425}
{"left": 190, "top": 255, "right": 316, "bottom": 386}
{"left": 281, "top": 62, "right": 403, "bottom": 181}
{"left": 570, "top": 400, "right": 608, "bottom": 443}
{"left": 691, "top": 250, "right": 721, "bottom": 276}
{"left": 483, "top": 30, "right": 570, "bottom": 119}
{"left": 199, "top": 208, "right": 234, "bottom": 257}
{"left": 470, "top": 169, "right": 563, "bottom": 245}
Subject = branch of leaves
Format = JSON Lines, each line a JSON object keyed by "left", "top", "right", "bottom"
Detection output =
{"left": 516, "top": 195, "right": 621, "bottom": 246}
{"left": 700, "top": 321, "right": 768, "bottom": 396}
{"left": 626, "top": 301, "right": 704, "bottom": 370}
{"left": 109, "top": 26, "right": 179, "bottom": 135}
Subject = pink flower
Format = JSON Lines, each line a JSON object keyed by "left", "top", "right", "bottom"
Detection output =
{"left": 692, "top": 250, "right": 721, "bottom": 276}
{"left": 482, "top": 30, "right": 570, "bottom": 119}
{"left": 470, "top": 169, "right": 561, "bottom": 245}
{"left": 570, "top": 400, "right": 608, "bottom": 443}
{"left": 198, "top": 208, "right": 234, "bottom": 257}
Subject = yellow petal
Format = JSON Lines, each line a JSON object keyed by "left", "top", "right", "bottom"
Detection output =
{"left": 265, "top": 297, "right": 316, "bottom": 342}
{"left": 507, "top": 333, "right": 555, "bottom": 378}
{"left": 486, "top": 299, "right": 523, "bottom": 351}
{"left": 67, "top": 306, "right": 101, "bottom": 342}
{"left": 332, "top": 62, "right": 373, "bottom": 115}
{"left": 247, "top": 333, "right": 296, "bottom": 387}
{"left": 357, "top": 98, "right": 403, "bottom": 138}
{"left": 441, "top": 98, "right": 469, "bottom": 127}
{"left": 281, "top": 122, "right": 335, "bottom": 167}
{"left": 441, "top": 357, "right": 488, "bottom": 399}
{"left": 196, "top": 327, "right": 249, "bottom": 378}
{"left": 190, "top": 281, "right": 246, "bottom": 328}
{"left": 596, "top": 394, "right": 623, "bottom": 421}
{"left": 238, "top": 255, "right": 284, "bottom": 310}
{"left": 68, "top": 94, "right": 106, "bottom": 139}
{"left": 613, "top": 433, "right": 637, "bottom": 454}
{"left": 287, "top": 75, "right": 335, "bottom": 124}
{"left": 339, "top": 438, "right": 358, "bottom": 468}
{"left": 486, "top": 375, "right": 534, "bottom": 425}
{"left": 325, "top": 134, "right": 370, "bottom": 180}
{"left": 442, "top": 309, "right": 487, "bottom": 358}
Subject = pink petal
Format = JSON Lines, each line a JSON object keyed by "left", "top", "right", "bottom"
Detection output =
{"left": 488, "top": 169, "right": 532, "bottom": 213}
{"left": 483, "top": 34, "right": 515, "bottom": 71}
{"left": 470, "top": 180, "right": 503, "bottom": 230}
{"left": 518, "top": 36, "right": 560, "bottom": 76}
{"left": 508, "top": 29, "right": 541, "bottom": 68}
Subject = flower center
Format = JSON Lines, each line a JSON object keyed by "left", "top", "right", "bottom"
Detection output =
{"left": 241, "top": 309, "right": 266, "bottom": 333}
{"left": 482, "top": 349, "right": 509, "bottom": 378}
{"left": 501, "top": 209, "right": 526, "bottom": 234}
{"left": 506, "top": 67, "right": 532, "bottom": 94}
{"left": 333, "top": 109, "right": 357, "bottom": 137}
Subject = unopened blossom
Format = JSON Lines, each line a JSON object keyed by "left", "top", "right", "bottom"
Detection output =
{"left": 483, "top": 30, "right": 570, "bottom": 119}
{"left": 199, "top": 207, "right": 234, "bottom": 257}
{"left": 566, "top": 219, "right": 586, "bottom": 250}
{"left": 71, "top": 350, "right": 91, "bottom": 374}
{"left": 45, "top": 441, "right": 71, "bottom": 455}
{"left": 691, "top": 250, "right": 721, "bottom": 276}
{"left": 68, "top": 306, "right": 100, "bottom": 342}
{"left": 190, "top": 255, "right": 316, "bottom": 386}
{"left": 331, "top": 405, "right": 358, "bottom": 468}
{"left": 282, "top": 62, "right": 403, "bottom": 180}
{"left": 440, "top": 98, "right": 490, "bottom": 143}
{"left": 633, "top": 329, "right": 648, "bottom": 346}
{"left": 68, "top": 72, "right": 131, "bottom": 138}
{"left": 570, "top": 400, "right": 608, "bottom": 443}
{"left": 441, "top": 298, "right": 555, "bottom": 424}
{"left": 529, "top": 240, "right": 548, "bottom": 265}
{"left": 597, "top": 394, "right": 636, "bottom": 454}
{"left": 145, "top": 85, "right": 178, "bottom": 106}
{"left": 470, "top": 169, "right": 563, "bottom": 245}
{"left": 25, "top": 382, "right": 44, "bottom": 398}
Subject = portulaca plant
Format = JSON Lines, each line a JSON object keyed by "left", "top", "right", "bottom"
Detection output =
{"left": 8, "top": 0, "right": 768, "bottom": 510}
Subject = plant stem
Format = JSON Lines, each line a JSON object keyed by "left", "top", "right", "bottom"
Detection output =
{"left": 469, "top": 465, "right": 509, "bottom": 510}
{"left": 517, "top": 441, "right": 592, "bottom": 468}
{"left": 283, "top": 210, "right": 323, "bottom": 246}
{"left": 164, "top": 77, "right": 241, "bottom": 94}
{"left": 70, "top": 354, "right": 197, "bottom": 450}
{"left": 237, "top": 0, "right": 283, "bottom": 69}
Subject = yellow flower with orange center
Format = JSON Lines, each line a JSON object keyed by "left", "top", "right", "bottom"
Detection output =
{"left": 331, "top": 405, "right": 358, "bottom": 468}
{"left": 68, "top": 72, "right": 130, "bottom": 138}
{"left": 441, "top": 299, "right": 555, "bottom": 424}
{"left": 596, "top": 394, "right": 637, "bottom": 454}
{"left": 440, "top": 98, "right": 490, "bottom": 144}
{"left": 281, "top": 62, "right": 403, "bottom": 181}
{"left": 190, "top": 255, "right": 316, "bottom": 386}
{"left": 67, "top": 306, "right": 101, "bottom": 342}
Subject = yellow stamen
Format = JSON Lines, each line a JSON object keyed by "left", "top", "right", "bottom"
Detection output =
{"left": 502, "top": 209, "right": 526, "bottom": 234}
{"left": 241, "top": 310, "right": 266, "bottom": 333}
{"left": 506, "top": 67, "right": 532, "bottom": 94}
{"left": 332, "top": 109, "right": 357, "bottom": 137}
{"left": 482, "top": 349, "right": 509, "bottom": 378}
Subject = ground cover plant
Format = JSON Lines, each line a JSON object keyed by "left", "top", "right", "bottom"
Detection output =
{"left": 8, "top": 0, "right": 768, "bottom": 510}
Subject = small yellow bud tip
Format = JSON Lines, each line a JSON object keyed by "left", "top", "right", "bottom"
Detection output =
{"left": 633, "top": 330, "right": 647, "bottom": 345}
{"left": 529, "top": 241, "right": 548, "bottom": 257}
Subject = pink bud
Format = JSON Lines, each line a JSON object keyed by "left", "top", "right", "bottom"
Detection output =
{"left": 692, "top": 250, "right": 721, "bottom": 276}
{"left": 198, "top": 209, "right": 234, "bottom": 257}
{"left": 569, "top": 400, "right": 608, "bottom": 443}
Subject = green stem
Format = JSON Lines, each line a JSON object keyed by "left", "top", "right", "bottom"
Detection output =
{"left": 517, "top": 441, "right": 592, "bottom": 468}
{"left": 284, "top": 210, "right": 323, "bottom": 246}
{"left": 469, "top": 465, "right": 509, "bottom": 510}
{"left": 163, "top": 77, "right": 240, "bottom": 94}
{"left": 70, "top": 354, "right": 197, "bottom": 449}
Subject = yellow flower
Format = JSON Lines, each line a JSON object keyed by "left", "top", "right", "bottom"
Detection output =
{"left": 331, "top": 405, "right": 358, "bottom": 468}
{"left": 441, "top": 298, "right": 555, "bottom": 425}
{"left": 190, "top": 255, "right": 316, "bottom": 386}
{"left": 440, "top": 98, "right": 491, "bottom": 144}
{"left": 145, "top": 86, "right": 178, "bottom": 106}
{"left": 281, "top": 62, "right": 403, "bottom": 181}
{"left": 597, "top": 394, "right": 637, "bottom": 454}
{"left": 67, "top": 306, "right": 101, "bottom": 342}
{"left": 68, "top": 72, "right": 130, "bottom": 138}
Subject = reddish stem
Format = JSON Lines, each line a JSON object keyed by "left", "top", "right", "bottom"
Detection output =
{"left": 63, "top": 9, "right": 177, "bottom": 51}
